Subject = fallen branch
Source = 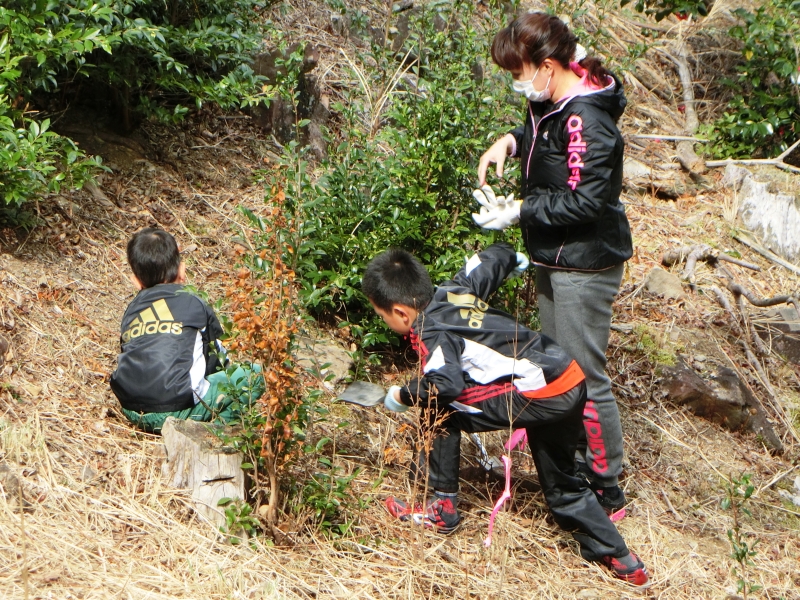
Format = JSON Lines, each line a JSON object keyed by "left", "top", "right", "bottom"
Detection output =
{"left": 706, "top": 138, "right": 800, "bottom": 175}
{"left": 655, "top": 32, "right": 705, "bottom": 174}
{"left": 661, "top": 244, "right": 761, "bottom": 290}
{"left": 709, "top": 286, "right": 741, "bottom": 335}
{"left": 715, "top": 264, "right": 800, "bottom": 315}
{"left": 629, "top": 134, "right": 709, "bottom": 142}
{"left": 733, "top": 232, "right": 800, "bottom": 276}
{"left": 661, "top": 489, "right": 684, "bottom": 522}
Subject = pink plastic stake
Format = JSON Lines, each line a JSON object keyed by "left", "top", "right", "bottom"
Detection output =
{"left": 483, "top": 454, "right": 512, "bottom": 548}
{"left": 609, "top": 507, "right": 627, "bottom": 523}
{"left": 504, "top": 428, "right": 528, "bottom": 452}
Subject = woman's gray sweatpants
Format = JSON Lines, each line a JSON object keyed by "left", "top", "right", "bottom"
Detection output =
{"left": 535, "top": 263, "right": 625, "bottom": 488}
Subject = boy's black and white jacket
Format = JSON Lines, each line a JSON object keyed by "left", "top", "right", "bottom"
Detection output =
{"left": 110, "top": 284, "right": 226, "bottom": 413}
{"left": 399, "top": 243, "right": 584, "bottom": 409}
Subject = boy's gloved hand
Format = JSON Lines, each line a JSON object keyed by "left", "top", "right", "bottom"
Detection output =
{"left": 509, "top": 251, "right": 530, "bottom": 278}
{"left": 471, "top": 185, "right": 521, "bottom": 231}
{"left": 383, "top": 385, "right": 408, "bottom": 412}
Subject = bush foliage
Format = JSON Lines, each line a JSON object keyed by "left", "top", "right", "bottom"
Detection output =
{"left": 703, "top": 0, "right": 800, "bottom": 158}
{"left": 292, "top": 0, "right": 523, "bottom": 346}
{"left": 1, "top": 0, "right": 271, "bottom": 207}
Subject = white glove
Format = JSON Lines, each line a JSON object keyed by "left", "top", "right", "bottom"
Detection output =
{"left": 471, "top": 185, "right": 503, "bottom": 226}
{"left": 472, "top": 185, "right": 503, "bottom": 211}
{"left": 471, "top": 185, "right": 521, "bottom": 231}
{"left": 383, "top": 386, "right": 408, "bottom": 412}
{"left": 474, "top": 200, "right": 522, "bottom": 230}
{"left": 509, "top": 251, "right": 530, "bottom": 278}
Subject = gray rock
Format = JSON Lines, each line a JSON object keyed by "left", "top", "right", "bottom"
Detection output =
{"left": 623, "top": 157, "right": 652, "bottom": 180}
{"left": 756, "top": 307, "right": 800, "bottom": 365}
{"left": 645, "top": 267, "right": 686, "bottom": 300}
{"left": 392, "top": 0, "right": 413, "bottom": 12}
{"left": 294, "top": 337, "right": 353, "bottom": 388}
{"left": 656, "top": 356, "right": 782, "bottom": 451}
{"left": 730, "top": 165, "right": 800, "bottom": 263}
{"left": 721, "top": 163, "right": 751, "bottom": 190}
{"left": 80, "top": 464, "right": 97, "bottom": 482}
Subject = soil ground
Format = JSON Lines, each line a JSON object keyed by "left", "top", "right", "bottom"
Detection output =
{"left": 2, "top": 2, "right": 800, "bottom": 598}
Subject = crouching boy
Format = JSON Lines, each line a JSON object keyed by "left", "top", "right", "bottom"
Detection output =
{"left": 362, "top": 242, "right": 649, "bottom": 586}
{"left": 111, "top": 228, "right": 262, "bottom": 434}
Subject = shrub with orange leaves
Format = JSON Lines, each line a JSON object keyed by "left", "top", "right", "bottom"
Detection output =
{"left": 222, "top": 202, "right": 307, "bottom": 535}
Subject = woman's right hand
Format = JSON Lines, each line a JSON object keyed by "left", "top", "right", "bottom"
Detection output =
{"left": 478, "top": 133, "right": 516, "bottom": 187}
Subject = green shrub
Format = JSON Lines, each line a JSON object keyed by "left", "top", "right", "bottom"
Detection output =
{"left": 292, "top": 0, "right": 524, "bottom": 346}
{"left": 1, "top": 0, "right": 273, "bottom": 208}
{"left": 0, "top": 114, "right": 105, "bottom": 207}
{"left": 701, "top": 0, "right": 800, "bottom": 158}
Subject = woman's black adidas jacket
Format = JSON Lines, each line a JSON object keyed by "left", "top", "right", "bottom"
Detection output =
{"left": 510, "top": 74, "right": 633, "bottom": 271}
{"left": 399, "top": 243, "right": 583, "bottom": 408}
{"left": 110, "top": 284, "right": 225, "bottom": 413}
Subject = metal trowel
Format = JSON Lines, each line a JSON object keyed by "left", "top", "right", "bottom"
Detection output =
{"left": 336, "top": 381, "right": 386, "bottom": 407}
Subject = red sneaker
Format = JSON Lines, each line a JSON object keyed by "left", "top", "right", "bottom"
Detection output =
{"left": 601, "top": 552, "right": 650, "bottom": 586}
{"left": 384, "top": 496, "right": 461, "bottom": 535}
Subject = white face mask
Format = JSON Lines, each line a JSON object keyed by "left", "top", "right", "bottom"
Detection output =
{"left": 512, "top": 67, "right": 552, "bottom": 102}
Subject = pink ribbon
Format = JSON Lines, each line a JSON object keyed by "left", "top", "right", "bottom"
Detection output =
{"left": 483, "top": 454, "right": 512, "bottom": 547}
{"left": 485, "top": 428, "right": 626, "bottom": 546}
{"left": 483, "top": 430, "right": 527, "bottom": 547}
{"left": 504, "top": 428, "right": 527, "bottom": 452}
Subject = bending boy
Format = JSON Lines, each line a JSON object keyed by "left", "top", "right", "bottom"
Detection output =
{"left": 111, "top": 228, "right": 262, "bottom": 434}
{"left": 362, "top": 242, "right": 649, "bottom": 586}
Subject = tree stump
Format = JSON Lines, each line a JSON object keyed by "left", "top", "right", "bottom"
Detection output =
{"left": 161, "top": 417, "right": 245, "bottom": 529}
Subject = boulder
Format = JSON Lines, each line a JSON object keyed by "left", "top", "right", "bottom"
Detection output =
{"left": 755, "top": 307, "right": 800, "bottom": 365}
{"left": 723, "top": 164, "right": 800, "bottom": 263}
{"left": 294, "top": 336, "right": 353, "bottom": 389}
{"left": 645, "top": 267, "right": 686, "bottom": 301}
{"left": 656, "top": 356, "right": 782, "bottom": 451}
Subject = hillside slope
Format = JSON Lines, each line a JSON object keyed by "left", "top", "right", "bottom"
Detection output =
{"left": 1, "top": 1, "right": 799, "bottom": 599}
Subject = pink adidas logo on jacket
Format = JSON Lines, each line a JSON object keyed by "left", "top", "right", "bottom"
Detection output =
{"left": 566, "top": 114, "right": 586, "bottom": 190}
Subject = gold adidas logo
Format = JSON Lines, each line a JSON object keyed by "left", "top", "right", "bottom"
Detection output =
{"left": 122, "top": 298, "right": 183, "bottom": 342}
{"left": 446, "top": 292, "right": 489, "bottom": 329}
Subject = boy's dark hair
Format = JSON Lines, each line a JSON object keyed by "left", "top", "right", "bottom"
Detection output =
{"left": 362, "top": 248, "right": 434, "bottom": 312}
{"left": 127, "top": 228, "right": 181, "bottom": 288}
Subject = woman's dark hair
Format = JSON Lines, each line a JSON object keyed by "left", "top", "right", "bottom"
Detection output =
{"left": 491, "top": 12, "right": 611, "bottom": 87}
{"left": 362, "top": 249, "right": 434, "bottom": 312}
{"left": 127, "top": 227, "right": 181, "bottom": 288}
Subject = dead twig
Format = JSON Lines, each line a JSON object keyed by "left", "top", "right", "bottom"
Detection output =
{"left": 733, "top": 232, "right": 800, "bottom": 276}
{"left": 706, "top": 138, "right": 800, "bottom": 175}
{"left": 662, "top": 244, "right": 761, "bottom": 290}
{"left": 709, "top": 285, "right": 741, "bottom": 335}
{"left": 661, "top": 489, "right": 684, "bottom": 522}
{"left": 629, "top": 134, "right": 708, "bottom": 142}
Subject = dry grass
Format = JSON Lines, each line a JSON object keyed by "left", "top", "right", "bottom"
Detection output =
{"left": 2, "top": 1, "right": 800, "bottom": 598}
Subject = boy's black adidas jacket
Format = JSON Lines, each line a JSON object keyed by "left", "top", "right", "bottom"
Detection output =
{"left": 111, "top": 284, "right": 225, "bottom": 413}
{"left": 510, "top": 74, "right": 633, "bottom": 271}
{"left": 399, "top": 243, "right": 584, "bottom": 408}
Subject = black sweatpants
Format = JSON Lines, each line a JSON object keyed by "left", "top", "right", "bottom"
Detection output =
{"left": 425, "top": 381, "right": 629, "bottom": 561}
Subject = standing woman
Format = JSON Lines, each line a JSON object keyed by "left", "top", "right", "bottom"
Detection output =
{"left": 473, "top": 13, "right": 632, "bottom": 512}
